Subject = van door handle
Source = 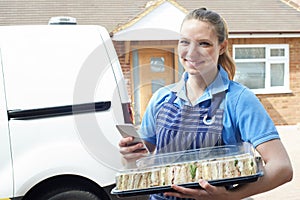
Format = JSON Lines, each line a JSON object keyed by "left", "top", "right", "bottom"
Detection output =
{"left": 7, "top": 101, "right": 111, "bottom": 120}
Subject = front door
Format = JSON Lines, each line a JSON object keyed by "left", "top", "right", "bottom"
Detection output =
{"left": 133, "top": 48, "right": 175, "bottom": 124}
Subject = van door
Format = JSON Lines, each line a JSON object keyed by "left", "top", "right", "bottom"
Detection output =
{"left": 0, "top": 50, "right": 14, "bottom": 198}
{"left": 0, "top": 25, "right": 127, "bottom": 198}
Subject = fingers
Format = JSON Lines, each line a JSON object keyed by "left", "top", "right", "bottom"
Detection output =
{"left": 119, "top": 136, "right": 134, "bottom": 147}
{"left": 122, "top": 151, "right": 147, "bottom": 160}
{"left": 164, "top": 184, "right": 204, "bottom": 199}
{"left": 199, "top": 179, "right": 215, "bottom": 193}
{"left": 119, "top": 142, "right": 145, "bottom": 154}
{"left": 119, "top": 137, "right": 148, "bottom": 160}
{"left": 164, "top": 180, "right": 221, "bottom": 199}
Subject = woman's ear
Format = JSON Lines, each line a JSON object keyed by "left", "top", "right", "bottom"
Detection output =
{"left": 219, "top": 40, "right": 228, "bottom": 55}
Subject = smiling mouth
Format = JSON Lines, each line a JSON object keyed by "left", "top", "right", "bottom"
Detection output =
{"left": 184, "top": 58, "right": 204, "bottom": 66}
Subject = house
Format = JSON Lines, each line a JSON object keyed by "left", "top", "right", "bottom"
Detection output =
{"left": 0, "top": 0, "right": 299, "bottom": 125}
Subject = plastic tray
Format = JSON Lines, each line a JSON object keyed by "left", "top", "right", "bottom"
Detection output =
{"left": 111, "top": 157, "right": 263, "bottom": 197}
{"left": 111, "top": 143, "right": 264, "bottom": 197}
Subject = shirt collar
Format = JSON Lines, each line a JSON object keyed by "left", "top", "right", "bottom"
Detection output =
{"left": 170, "top": 72, "right": 188, "bottom": 101}
{"left": 171, "top": 65, "right": 230, "bottom": 103}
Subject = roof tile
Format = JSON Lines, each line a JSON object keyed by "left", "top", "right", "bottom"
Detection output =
{"left": 0, "top": 0, "right": 299, "bottom": 33}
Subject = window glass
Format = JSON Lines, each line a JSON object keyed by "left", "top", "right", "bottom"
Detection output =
{"left": 270, "top": 48, "right": 285, "bottom": 57}
{"left": 271, "top": 63, "right": 284, "bottom": 86}
{"left": 235, "top": 47, "right": 265, "bottom": 59}
{"left": 235, "top": 62, "right": 265, "bottom": 89}
{"left": 150, "top": 57, "right": 165, "bottom": 72}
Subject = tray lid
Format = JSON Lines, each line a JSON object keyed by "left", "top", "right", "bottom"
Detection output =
{"left": 136, "top": 142, "right": 255, "bottom": 168}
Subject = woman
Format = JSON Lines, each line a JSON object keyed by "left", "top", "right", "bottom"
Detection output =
{"left": 119, "top": 8, "right": 293, "bottom": 200}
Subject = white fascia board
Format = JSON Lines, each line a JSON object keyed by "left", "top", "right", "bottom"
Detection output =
{"left": 113, "top": 1, "right": 186, "bottom": 41}
{"left": 113, "top": 28, "right": 181, "bottom": 41}
{"left": 229, "top": 33, "right": 300, "bottom": 38}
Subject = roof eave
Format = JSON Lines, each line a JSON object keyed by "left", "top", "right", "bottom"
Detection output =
{"left": 229, "top": 30, "right": 300, "bottom": 38}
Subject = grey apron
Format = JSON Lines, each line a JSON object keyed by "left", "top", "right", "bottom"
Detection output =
{"left": 149, "top": 91, "right": 225, "bottom": 200}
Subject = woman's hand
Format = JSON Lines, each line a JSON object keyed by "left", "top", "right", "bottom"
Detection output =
{"left": 119, "top": 137, "right": 149, "bottom": 167}
{"left": 164, "top": 179, "right": 231, "bottom": 200}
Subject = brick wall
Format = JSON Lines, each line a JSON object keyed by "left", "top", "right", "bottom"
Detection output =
{"left": 114, "top": 37, "right": 300, "bottom": 125}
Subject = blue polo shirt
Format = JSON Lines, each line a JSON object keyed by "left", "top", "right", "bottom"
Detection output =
{"left": 139, "top": 66, "right": 279, "bottom": 148}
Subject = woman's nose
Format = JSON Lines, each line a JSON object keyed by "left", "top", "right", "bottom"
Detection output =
{"left": 186, "top": 42, "right": 199, "bottom": 58}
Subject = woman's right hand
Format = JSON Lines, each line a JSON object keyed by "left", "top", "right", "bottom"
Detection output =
{"left": 119, "top": 137, "right": 149, "bottom": 167}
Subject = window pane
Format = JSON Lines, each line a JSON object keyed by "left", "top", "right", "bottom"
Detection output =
{"left": 152, "top": 79, "right": 165, "bottom": 93}
{"left": 235, "top": 62, "right": 265, "bottom": 89}
{"left": 271, "top": 63, "right": 284, "bottom": 86}
{"left": 271, "top": 48, "right": 285, "bottom": 57}
{"left": 150, "top": 57, "right": 165, "bottom": 72}
{"left": 235, "top": 47, "right": 265, "bottom": 59}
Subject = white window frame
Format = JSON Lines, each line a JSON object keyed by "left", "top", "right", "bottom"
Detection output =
{"left": 233, "top": 44, "right": 291, "bottom": 94}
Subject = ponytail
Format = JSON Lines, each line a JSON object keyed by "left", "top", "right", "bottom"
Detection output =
{"left": 219, "top": 50, "right": 236, "bottom": 80}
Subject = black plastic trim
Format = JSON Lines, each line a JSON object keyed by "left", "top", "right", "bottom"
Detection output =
{"left": 11, "top": 197, "right": 23, "bottom": 200}
{"left": 8, "top": 101, "right": 111, "bottom": 120}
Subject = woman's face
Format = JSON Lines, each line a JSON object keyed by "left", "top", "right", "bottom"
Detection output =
{"left": 178, "top": 19, "right": 226, "bottom": 78}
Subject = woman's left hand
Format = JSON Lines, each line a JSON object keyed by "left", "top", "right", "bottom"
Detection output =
{"left": 164, "top": 179, "right": 231, "bottom": 200}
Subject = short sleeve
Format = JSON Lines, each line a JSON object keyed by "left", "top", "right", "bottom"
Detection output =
{"left": 235, "top": 88, "right": 279, "bottom": 147}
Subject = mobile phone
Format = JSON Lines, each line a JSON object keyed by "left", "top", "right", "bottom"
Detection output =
{"left": 116, "top": 124, "right": 149, "bottom": 153}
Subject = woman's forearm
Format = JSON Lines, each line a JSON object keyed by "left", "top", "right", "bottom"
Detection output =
{"left": 230, "top": 139, "right": 293, "bottom": 199}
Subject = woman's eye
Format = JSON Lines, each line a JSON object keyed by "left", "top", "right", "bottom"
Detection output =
{"left": 179, "top": 40, "right": 189, "bottom": 45}
{"left": 199, "top": 42, "right": 211, "bottom": 47}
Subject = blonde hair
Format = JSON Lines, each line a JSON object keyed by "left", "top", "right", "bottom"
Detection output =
{"left": 182, "top": 8, "right": 236, "bottom": 80}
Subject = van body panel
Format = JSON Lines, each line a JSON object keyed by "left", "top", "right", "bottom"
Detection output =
{"left": 9, "top": 114, "right": 122, "bottom": 196}
{"left": 0, "top": 25, "right": 128, "bottom": 198}
{"left": 98, "top": 29, "right": 130, "bottom": 103}
{"left": 0, "top": 25, "right": 125, "bottom": 110}
{"left": 0, "top": 51, "right": 14, "bottom": 198}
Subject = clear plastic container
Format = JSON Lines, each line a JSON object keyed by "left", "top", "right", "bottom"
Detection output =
{"left": 136, "top": 142, "right": 255, "bottom": 168}
{"left": 112, "top": 143, "right": 263, "bottom": 197}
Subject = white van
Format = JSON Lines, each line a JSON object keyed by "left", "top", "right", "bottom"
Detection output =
{"left": 0, "top": 25, "right": 132, "bottom": 200}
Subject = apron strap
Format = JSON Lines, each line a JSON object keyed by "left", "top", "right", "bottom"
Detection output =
{"left": 207, "top": 91, "right": 226, "bottom": 119}
{"left": 167, "top": 92, "right": 177, "bottom": 103}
